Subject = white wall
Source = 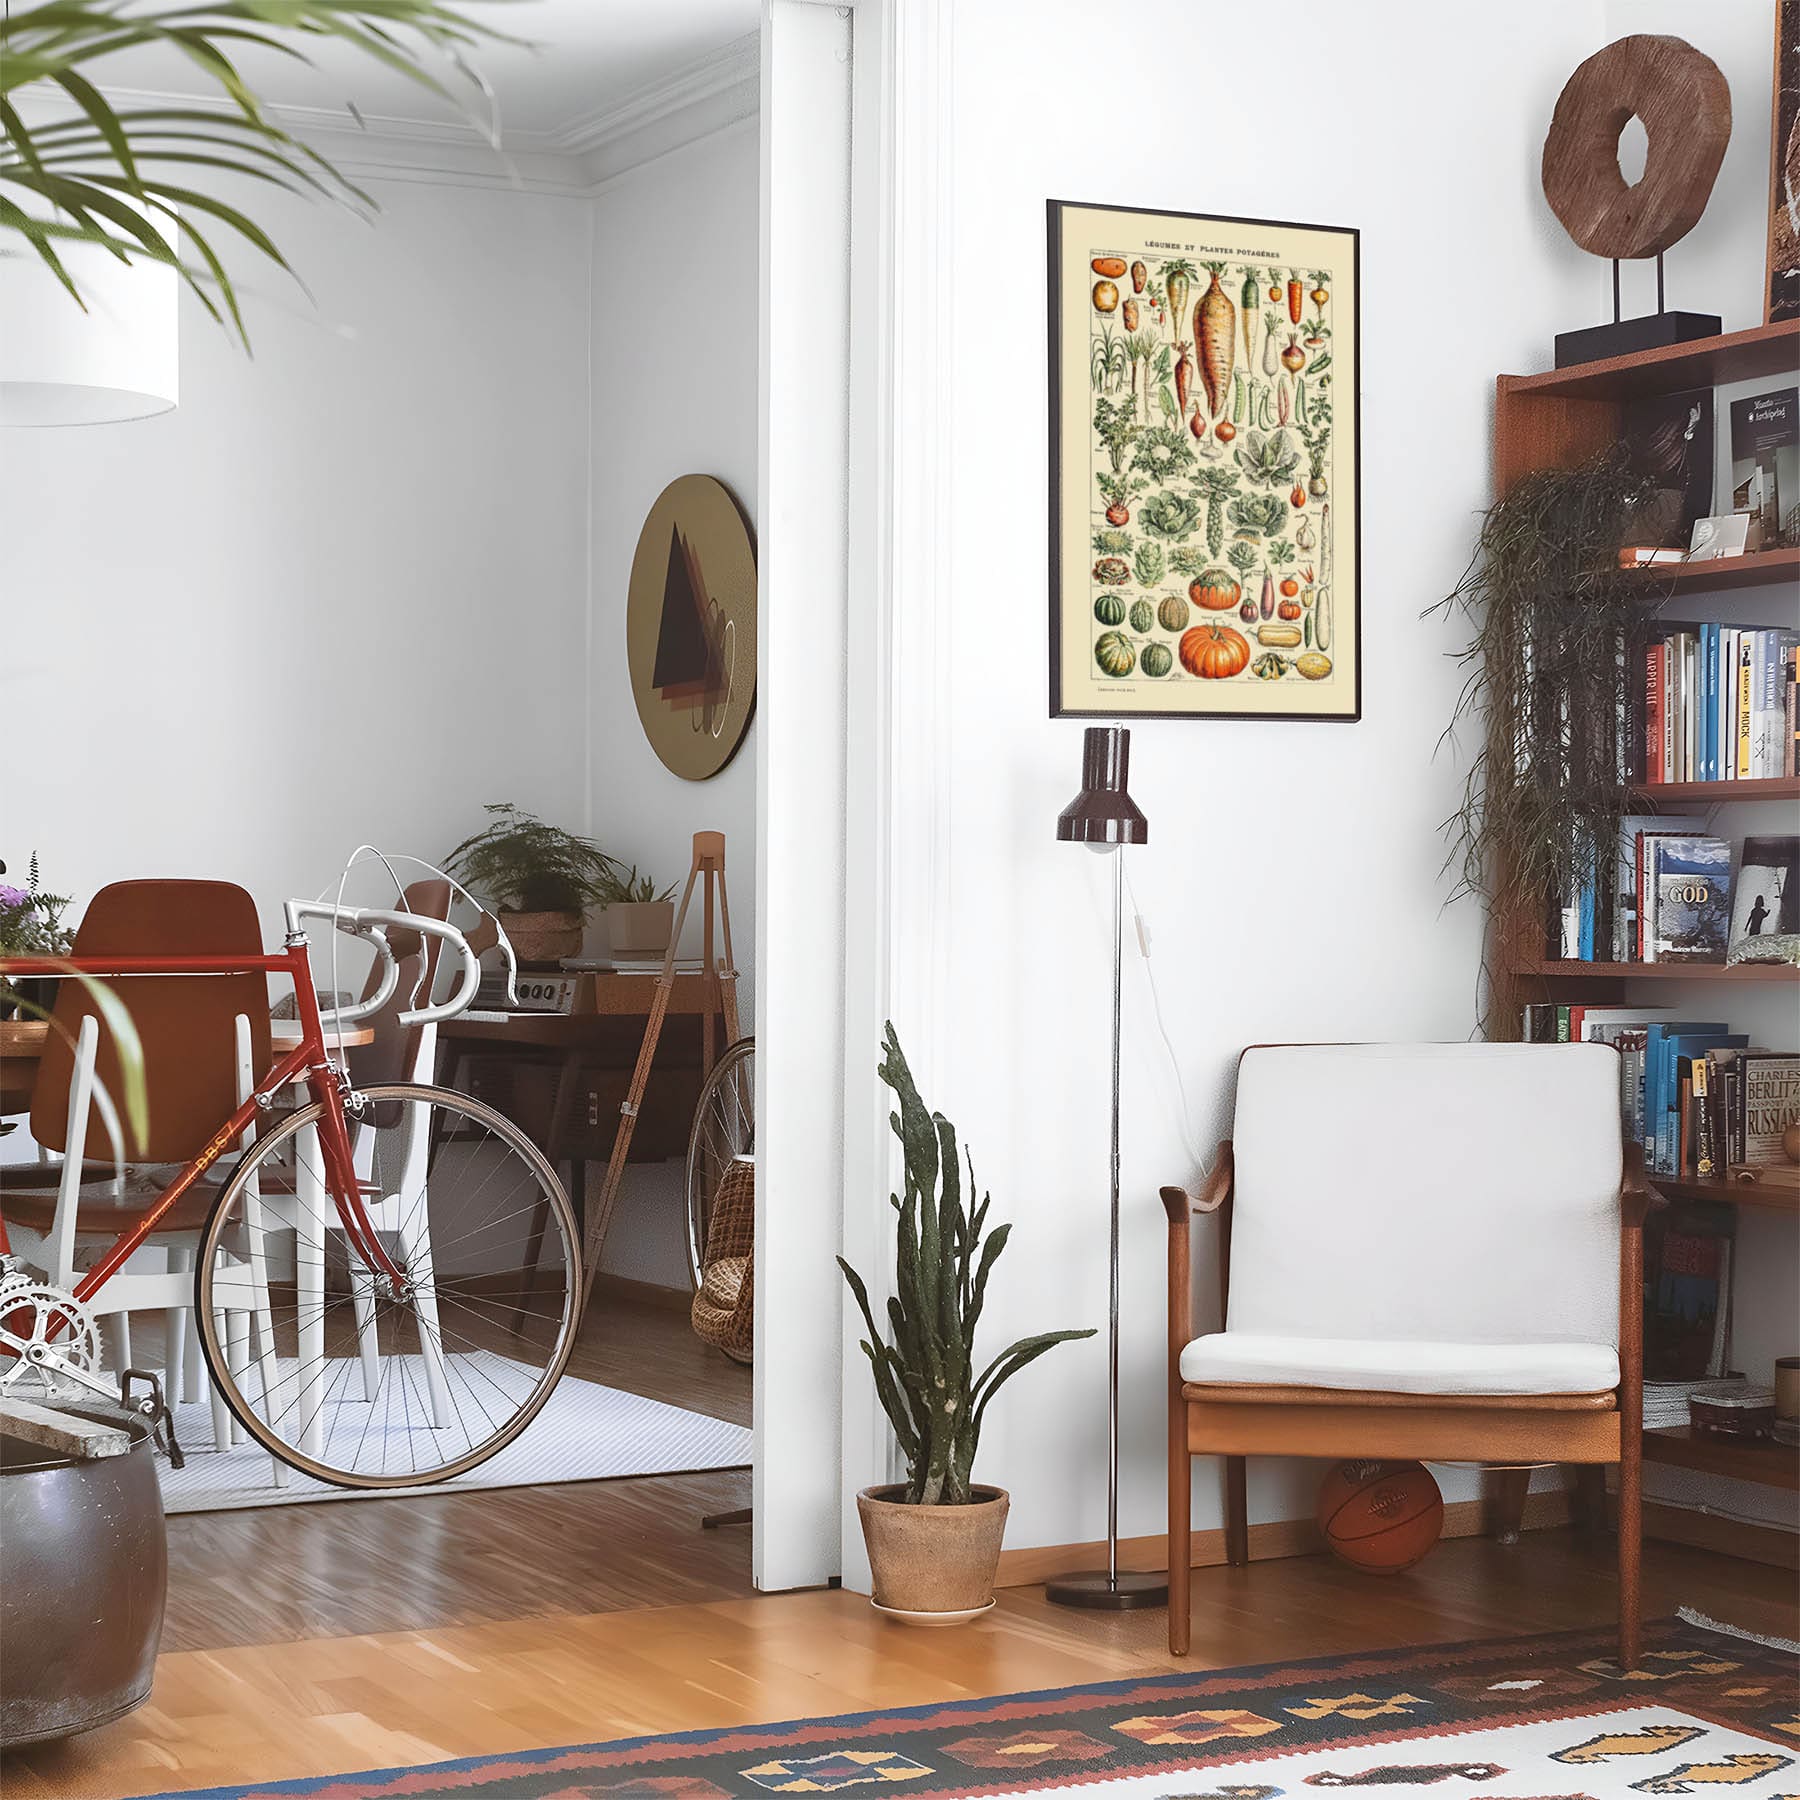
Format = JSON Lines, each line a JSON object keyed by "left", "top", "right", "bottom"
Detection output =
{"left": 585, "top": 119, "right": 763, "bottom": 1285}
{"left": 887, "top": 0, "right": 1651, "bottom": 1556}
{"left": 2, "top": 178, "right": 592, "bottom": 922}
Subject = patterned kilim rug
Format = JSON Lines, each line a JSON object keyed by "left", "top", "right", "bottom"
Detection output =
{"left": 134, "top": 1612, "right": 1797, "bottom": 1800}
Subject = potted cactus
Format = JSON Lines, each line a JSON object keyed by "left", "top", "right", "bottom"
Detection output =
{"left": 838, "top": 1026, "right": 1094, "bottom": 1623}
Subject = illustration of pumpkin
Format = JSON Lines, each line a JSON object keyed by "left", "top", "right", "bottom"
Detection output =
{"left": 1157, "top": 594, "right": 1191, "bottom": 632}
{"left": 1094, "top": 631, "right": 1136, "bottom": 677}
{"left": 1094, "top": 593, "right": 1127, "bottom": 626}
{"left": 1188, "top": 568, "right": 1240, "bottom": 612}
{"left": 1277, "top": 597, "right": 1303, "bottom": 622}
{"left": 1178, "top": 623, "right": 1250, "bottom": 680}
{"left": 1128, "top": 598, "right": 1155, "bottom": 633}
{"left": 1141, "top": 641, "right": 1174, "bottom": 678}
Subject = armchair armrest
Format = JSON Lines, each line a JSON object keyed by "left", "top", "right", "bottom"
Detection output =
{"left": 1162, "top": 1142, "right": 1233, "bottom": 1367}
{"left": 1160, "top": 1141, "right": 1234, "bottom": 1221}
{"left": 1620, "top": 1140, "right": 1661, "bottom": 1230}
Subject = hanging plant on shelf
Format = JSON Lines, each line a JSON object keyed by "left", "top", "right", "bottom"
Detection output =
{"left": 1427, "top": 446, "right": 1670, "bottom": 1031}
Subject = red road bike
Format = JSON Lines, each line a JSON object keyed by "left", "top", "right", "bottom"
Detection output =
{"left": 0, "top": 900, "right": 581, "bottom": 1488}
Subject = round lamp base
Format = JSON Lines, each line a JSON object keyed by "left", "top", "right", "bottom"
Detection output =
{"left": 1043, "top": 1568, "right": 1169, "bottom": 1610}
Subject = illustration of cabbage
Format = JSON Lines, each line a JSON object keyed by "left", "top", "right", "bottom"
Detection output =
{"left": 1138, "top": 489, "right": 1203, "bottom": 542}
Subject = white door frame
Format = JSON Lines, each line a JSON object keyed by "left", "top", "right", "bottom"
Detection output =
{"left": 754, "top": 0, "right": 953, "bottom": 1593}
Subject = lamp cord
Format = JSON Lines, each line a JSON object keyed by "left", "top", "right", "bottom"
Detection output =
{"left": 1121, "top": 858, "right": 1211, "bottom": 1179}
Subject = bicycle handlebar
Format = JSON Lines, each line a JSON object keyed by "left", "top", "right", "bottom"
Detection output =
{"left": 282, "top": 900, "right": 506, "bottom": 1028}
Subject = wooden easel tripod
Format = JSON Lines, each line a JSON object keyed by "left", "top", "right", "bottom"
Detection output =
{"left": 578, "top": 830, "right": 740, "bottom": 1314}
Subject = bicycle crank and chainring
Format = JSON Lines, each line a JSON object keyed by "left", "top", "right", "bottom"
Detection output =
{"left": 0, "top": 1278, "right": 110, "bottom": 1401}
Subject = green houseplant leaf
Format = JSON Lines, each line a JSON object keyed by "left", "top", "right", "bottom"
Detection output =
{"left": 0, "top": 1, "right": 519, "bottom": 347}
{"left": 837, "top": 1024, "right": 1093, "bottom": 1506}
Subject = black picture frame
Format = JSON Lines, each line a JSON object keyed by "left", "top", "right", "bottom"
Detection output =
{"left": 1047, "top": 198, "right": 1362, "bottom": 722}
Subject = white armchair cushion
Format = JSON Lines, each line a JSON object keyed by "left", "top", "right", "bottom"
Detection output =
{"left": 1180, "top": 1331, "right": 1619, "bottom": 1396}
{"left": 1225, "top": 1043, "right": 1623, "bottom": 1350}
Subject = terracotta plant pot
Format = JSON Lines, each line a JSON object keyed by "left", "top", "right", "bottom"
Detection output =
{"left": 499, "top": 909, "right": 585, "bottom": 969}
{"left": 604, "top": 900, "right": 675, "bottom": 959}
{"left": 856, "top": 1484, "right": 1008, "bottom": 1623}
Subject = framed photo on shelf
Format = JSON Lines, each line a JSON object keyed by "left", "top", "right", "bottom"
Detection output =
{"left": 1048, "top": 199, "right": 1360, "bottom": 722}
{"left": 1768, "top": 0, "right": 1800, "bottom": 323}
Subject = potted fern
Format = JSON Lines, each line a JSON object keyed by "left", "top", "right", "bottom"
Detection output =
{"left": 445, "top": 805, "right": 618, "bottom": 968}
{"left": 838, "top": 1025, "right": 1094, "bottom": 1623}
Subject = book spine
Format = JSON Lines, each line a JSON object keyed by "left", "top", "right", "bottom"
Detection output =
{"left": 1737, "top": 636, "right": 1754, "bottom": 778}
{"left": 1788, "top": 644, "right": 1799, "bottom": 779}
{"left": 1719, "top": 627, "right": 1737, "bottom": 780}
{"left": 1555, "top": 1005, "right": 1571, "bottom": 1044}
{"left": 1694, "top": 1057, "right": 1715, "bottom": 1179}
{"left": 1678, "top": 1069, "right": 1693, "bottom": 1178}
{"left": 1666, "top": 640, "right": 1679, "bottom": 783}
{"left": 1701, "top": 624, "right": 1717, "bottom": 784}
{"left": 1645, "top": 640, "right": 1663, "bottom": 784}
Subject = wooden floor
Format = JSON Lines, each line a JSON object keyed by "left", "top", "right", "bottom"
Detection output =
{"left": 7, "top": 1531, "right": 1796, "bottom": 1800}
{"left": 7, "top": 1299, "right": 1798, "bottom": 1798}
{"left": 160, "top": 1284, "right": 755, "bottom": 1651}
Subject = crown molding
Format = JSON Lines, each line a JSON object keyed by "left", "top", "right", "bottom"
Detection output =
{"left": 13, "top": 32, "right": 761, "bottom": 196}
{"left": 555, "top": 31, "right": 759, "bottom": 159}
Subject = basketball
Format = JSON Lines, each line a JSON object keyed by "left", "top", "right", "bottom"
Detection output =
{"left": 1315, "top": 1460, "right": 1443, "bottom": 1574}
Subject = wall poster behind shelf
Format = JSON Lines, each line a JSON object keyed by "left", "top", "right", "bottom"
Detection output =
{"left": 1048, "top": 200, "right": 1360, "bottom": 721}
{"left": 1768, "top": 0, "right": 1800, "bottom": 322}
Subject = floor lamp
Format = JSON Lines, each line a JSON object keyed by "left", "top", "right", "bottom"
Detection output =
{"left": 1045, "top": 725, "right": 1167, "bottom": 1611}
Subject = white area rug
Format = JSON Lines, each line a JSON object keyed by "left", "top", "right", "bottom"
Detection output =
{"left": 155, "top": 1366, "right": 751, "bottom": 1513}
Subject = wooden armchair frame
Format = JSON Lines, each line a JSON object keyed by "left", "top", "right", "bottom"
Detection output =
{"left": 1162, "top": 1140, "right": 1651, "bottom": 1668}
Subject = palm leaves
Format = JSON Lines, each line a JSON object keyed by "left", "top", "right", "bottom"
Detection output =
{"left": 1, "top": 1, "right": 514, "bottom": 345}
{"left": 837, "top": 1025, "right": 1093, "bottom": 1506}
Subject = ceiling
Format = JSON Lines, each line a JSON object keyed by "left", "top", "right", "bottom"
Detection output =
{"left": 93, "top": 0, "right": 762, "bottom": 147}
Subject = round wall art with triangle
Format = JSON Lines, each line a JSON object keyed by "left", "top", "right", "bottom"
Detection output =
{"left": 625, "top": 474, "right": 757, "bottom": 781}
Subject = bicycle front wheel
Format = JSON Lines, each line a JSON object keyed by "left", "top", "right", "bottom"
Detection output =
{"left": 196, "top": 1082, "right": 581, "bottom": 1488}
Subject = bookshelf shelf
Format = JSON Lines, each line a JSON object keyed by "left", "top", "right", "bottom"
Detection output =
{"left": 1642, "top": 1425, "right": 1800, "bottom": 1491}
{"left": 1500, "top": 320, "right": 1800, "bottom": 403}
{"left": 1626, "top": 546, "right": 1800, "bottom": 596}
{"left": 1648, "top": 1174, "right": 1800, "bottom": 1215}
{"left": 1512, "top": 959, "right": 1800, "bottom": 983}
{"left": 1629, "top": 776, "right": 1800, "bottom": 804}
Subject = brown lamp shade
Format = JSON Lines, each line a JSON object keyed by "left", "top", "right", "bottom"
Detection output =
{"left": 1055, "top": 725, "right": 1148, "bottom": 847}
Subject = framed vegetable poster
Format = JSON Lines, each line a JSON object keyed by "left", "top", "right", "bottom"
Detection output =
{"left": 1048, "top": 199, "right": 1360, "bottom": 721}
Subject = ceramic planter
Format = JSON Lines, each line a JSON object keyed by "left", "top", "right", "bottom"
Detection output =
{"left": 499, "top": 909, "right": 585, "bottom": 969}
{"left": 604, "top": 900, "right": 675, "bottom": 959}
{"left": 856, "top": 1484, "right": 1008, "bottom": 1624}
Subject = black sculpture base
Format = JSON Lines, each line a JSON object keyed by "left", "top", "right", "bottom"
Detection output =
{"left": 1554, "top": 311, "right": 1722, "bottom": 368}
{"left": 1044, "top": 1568, "right": 1169, "bottom": 1610}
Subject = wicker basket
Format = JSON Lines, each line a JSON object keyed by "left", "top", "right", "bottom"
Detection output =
{"left": 690, "top": 1156, "right": 754, "bottom": 1363}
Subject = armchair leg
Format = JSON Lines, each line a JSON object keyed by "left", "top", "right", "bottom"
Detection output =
{"left": 1168, "top": 1455, "right": 1191, "bottom": 1656}
{"left": 1617, "top": 1447, "right": 1642, "bottom": 1670}
{"left": 1571, "top": 1464, "right": 1608, "bottom": 1541}
{"left": 1224, "top": 1456, "right": 1248, "bottom": 1568}
{"left": 1487, "top": 1466, "right": 1531, "bottom": 1544}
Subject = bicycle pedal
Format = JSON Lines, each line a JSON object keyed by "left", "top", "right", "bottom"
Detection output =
{"left": 121, "top": 1367, "right": 185, "bottom": 1470}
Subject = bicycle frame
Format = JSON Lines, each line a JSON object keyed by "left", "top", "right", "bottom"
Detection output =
{"left": 0, "top": 937, "right": 406, "bottom": 1300}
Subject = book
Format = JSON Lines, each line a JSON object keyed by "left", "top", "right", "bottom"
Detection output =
{"left": 1738, "top": 1052, "right": 1800, "bottom": 1166}
{"left": 1727, "top": 834, "right": 1798, "bottom": 953}
{"left": 1625, "top": 387, "right": 1715, "bottom": 547}
{"left": 1645, "top": 836, "right": 1732, "bottom": 963}
{"left": 1729, "top": 387, "right": 1798, "bottom": 548}
{"left": 1643, "top": 1202, "right": 1736, "bottom": 1382}
{"left": 1750, "top": 629, "right": 1800, "bottom": 776}
{"left": 1616, "top": 814, "right": 1704, "bottom": 962}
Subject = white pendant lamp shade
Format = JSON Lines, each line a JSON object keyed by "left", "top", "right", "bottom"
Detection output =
{"left": 0, "top": 214, "right": 179, "bottom": 426}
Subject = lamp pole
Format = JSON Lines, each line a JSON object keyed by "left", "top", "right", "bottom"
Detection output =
{"left": 1046, "top": 726, "right": 1167, "bottom": 1612}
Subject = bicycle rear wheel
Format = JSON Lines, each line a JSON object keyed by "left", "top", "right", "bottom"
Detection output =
{"left": 195, "top": 1082, "right": 580, "bottom": 1488}
{"left": 684, "top": 1037, "right": 755, "bottom": 1290}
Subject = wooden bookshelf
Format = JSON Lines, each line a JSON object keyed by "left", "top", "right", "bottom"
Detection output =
{"left": 1648, "top": 1173, "right": 1800, "bottom": 1215}
{"left": 1512, "top": 959, "right": 1800, "bottom": 983}
{"left": 1628, "top": 775, "right": 1800, "bottom": 804}
{"left": 1643, "top": 1426, "right": 1800, "bottom": 1491}
{"left": 1501, "top": 318, "right": 1800, "bottom": 403}
{"left": 1625, "top": 545, "right": 1800, "bottom": 596}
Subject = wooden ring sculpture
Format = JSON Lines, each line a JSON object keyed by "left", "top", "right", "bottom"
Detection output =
{"left": 1541, "top": 34, "right": 1731, "bottom": 260}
